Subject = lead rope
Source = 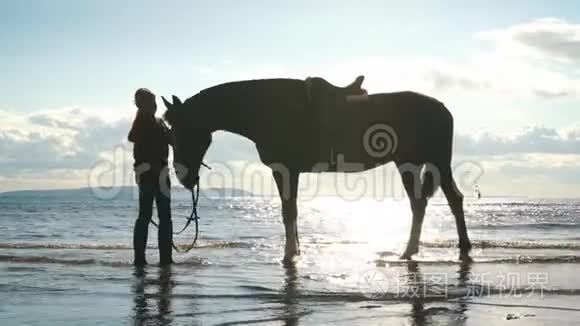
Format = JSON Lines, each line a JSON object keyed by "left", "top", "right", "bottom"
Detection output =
{"left": 150, "top": 175, "right": 204, "bottom": 253}
{"left": 172, "top": 181, "right": 200, "bottom": 253}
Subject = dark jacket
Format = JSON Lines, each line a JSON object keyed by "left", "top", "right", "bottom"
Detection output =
{"left": 128, "top": 114, "right": 171, "bottom": 170}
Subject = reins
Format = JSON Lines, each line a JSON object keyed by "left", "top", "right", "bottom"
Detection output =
{"left": 173, "top": 181, "right": 200, "bottom": 253}
{"left": 150, "top": 163, "right": 211, "bottom": 253}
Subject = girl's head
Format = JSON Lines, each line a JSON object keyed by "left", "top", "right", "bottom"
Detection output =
{"left": 134, "top": 88, "right": 157, "bottom": 115}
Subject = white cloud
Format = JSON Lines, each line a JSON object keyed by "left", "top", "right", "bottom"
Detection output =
{"left": 472, "top": 18, "right": 580, "bottom": 99}
{"left": 0, "top": 107, "right": 263, "bottom": 191}
{"left": 456, "top": 125, "right": 580, "bottom": 156}
{"left": 467, "top": 153, "right": 580, "bottom": 198}
{"left": 477, "top": 18, "right": 580, "bottom": 66}
{"left": 282, "top": 18, "right": 580, "bottom": 99}
{"left": 0, "top": 108, "right": 130, "bottom": 171}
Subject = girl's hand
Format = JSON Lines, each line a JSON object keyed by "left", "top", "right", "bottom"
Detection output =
{"left": 134, "top": 163, "right": 151, "bottom": 186}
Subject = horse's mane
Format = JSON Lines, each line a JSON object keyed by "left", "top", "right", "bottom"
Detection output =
{"left": 165, "top": 76, "right": 363, "bottom": 125}
{"left": 183, "top": 78, "right": 304, "bottom": 106}
{"left": 164, "top": 78, "right": 305, "bottom": 125}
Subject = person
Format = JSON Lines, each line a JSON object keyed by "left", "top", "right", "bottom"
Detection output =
{"left": 128, "top": 88, "right": 173, "bottom": 266}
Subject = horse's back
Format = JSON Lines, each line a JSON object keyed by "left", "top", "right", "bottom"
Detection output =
{"left": 337, "top": 91, "right": 454, "bottom": 165}
{"left": 366, "top": 91, "right": 447, "bottom": 114}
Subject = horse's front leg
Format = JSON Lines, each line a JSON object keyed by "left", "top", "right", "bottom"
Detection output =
{"left": 272, "top": 169, "right": 300, "bottom": 262}
{"left": 282, "top": 198, "right": 300, "bottom": 259}
{"left": 397, "top": 163, "right": 429, "bottom": 260}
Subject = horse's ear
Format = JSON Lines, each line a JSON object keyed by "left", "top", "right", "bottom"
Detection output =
{"left": 172, "top": 95, "right": 182, "bottom": 106}
{"left": 162, "top": 96, "right": 172, "bottom": 109}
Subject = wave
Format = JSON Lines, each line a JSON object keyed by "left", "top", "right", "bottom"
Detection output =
{"left": 2, "top": 239, "right": 579, "bottom": 258}
{"left": 0, "top": 243, "right": 136, "bottom": 250}
{"left": 470, "top": 222, "right": 580, "bottom": 230}
{"left": 3, "top": 253, "right": 578, "bottom": 269}
{"left": 0, "top": 254, "right": 127, "bottom": 266}
{"left": 420, "top": 239, "right": 580, "bottom": 250}
{"left": 463, "top": 201, "right": 580, "bottom": 208}
{"left": 376, "top": 255, "right": 580, "bottom": 265}
{"left": 108, "top": 287, "right": 580, "bottom": 305}
{"left": 0, "top": 240, "right": 262, "bottom": 251}
{"left": 0, "top": 254, "right": 208, "bottom": 267}
{"left": 306, "top": 240, "right": 368, "bottom": 245}
{"left": 194, "top": 241, "right": 259, "bottom": 249}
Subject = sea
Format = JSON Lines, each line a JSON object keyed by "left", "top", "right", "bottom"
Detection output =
{"left": 1, "top": 188, "right": 579, "bottom": 325}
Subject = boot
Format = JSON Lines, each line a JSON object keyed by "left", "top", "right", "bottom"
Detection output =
{"left": 158, "top": 220, "right": 173, "bottom": 266}
{"left": 133, "top": 218, "right": 149, "bottom": 265}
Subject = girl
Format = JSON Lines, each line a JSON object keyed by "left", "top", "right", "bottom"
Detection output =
{"left": 128, "top": 88, "right": 173, "bottom": 265}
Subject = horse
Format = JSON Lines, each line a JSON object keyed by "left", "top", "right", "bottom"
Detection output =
{"left": 161, "top": 76, "right": 472, "bottom": 263}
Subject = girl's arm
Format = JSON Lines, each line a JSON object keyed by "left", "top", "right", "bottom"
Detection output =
{"left": 128, "top": 114, "right": 150, "bottom": 143}
{"left": 128, "top": 115, "right": 140, "bottom": 143}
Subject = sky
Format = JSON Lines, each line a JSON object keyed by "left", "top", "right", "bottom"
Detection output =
{"left": 1, "top": 1, "right": 580, "bottom": 197}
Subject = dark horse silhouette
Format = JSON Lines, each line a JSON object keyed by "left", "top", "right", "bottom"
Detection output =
{"left": 162, "top": 76, "right": 472, "bottom": 262}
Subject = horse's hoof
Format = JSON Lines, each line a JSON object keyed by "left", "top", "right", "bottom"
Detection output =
{"left": 284, "top": 244, "right": 300, "bottom": 260}
{"left": 459, "top": 252, "right": 473, "bottom": 263}
{"left": 158, "top": 259, "right": 174, "bottom": 267}
{"left": 133, "top": 259, "right": 148, "bottom": 266}
{"left": 282, "top": 257, "right": 294, "bottom": 266}
{"left": 282, "top": 255, "right": 298, "bottom": 266}
{"left": 400, "top": 247, "right": 418, "bottom": 260}
{"left": 399, "top": 253, "right": 413, "bottom": 260}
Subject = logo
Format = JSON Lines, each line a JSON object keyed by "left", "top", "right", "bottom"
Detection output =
{"left": 358, "top": 269, "right": 389, "bottom": 299}
{"left": 363, "top": 124, "right": 398, "bottom": 158}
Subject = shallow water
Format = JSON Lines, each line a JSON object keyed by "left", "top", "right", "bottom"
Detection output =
{"left": 1, "top": 190, "right": 579, "bottom": 325}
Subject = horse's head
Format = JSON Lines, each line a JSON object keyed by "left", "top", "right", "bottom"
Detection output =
{"left": 162, "top": 95, "right": 212, "bottom": 190}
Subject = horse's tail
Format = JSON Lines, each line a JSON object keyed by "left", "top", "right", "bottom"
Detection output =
{"left": 422, "top": 102, "right": 455, "bottom": 199}
{"left": 421, "top": 169, "right": 437, "bottom": 199}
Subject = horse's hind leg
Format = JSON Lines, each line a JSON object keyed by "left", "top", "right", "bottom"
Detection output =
{"left": 439, "top": 165, "right": 472, "bottom": 261}
{"left": 273, "top": 169, "right": 300, "bottom": 262}
{"left": 398, "top": 163, "right": 433, "bottom": 260}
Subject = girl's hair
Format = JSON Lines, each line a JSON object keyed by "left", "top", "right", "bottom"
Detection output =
{"left": 128, "top": 88, "right": 156, "bottom": 142}
{"left": 134, "top": 88, "right": 155, "bottom": 109}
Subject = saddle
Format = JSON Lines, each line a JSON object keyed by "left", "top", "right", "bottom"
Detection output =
{"left": 304, "top": 75, "right": 368, "bottom": 168}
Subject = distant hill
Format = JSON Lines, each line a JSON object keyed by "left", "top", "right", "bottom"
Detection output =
{"left": 0, "top": 186, "right": 256, "bottom": 199}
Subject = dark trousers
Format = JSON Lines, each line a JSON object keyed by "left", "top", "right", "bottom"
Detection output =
{"left": 134, "top": 166, "right": 173, "bottom": 265}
